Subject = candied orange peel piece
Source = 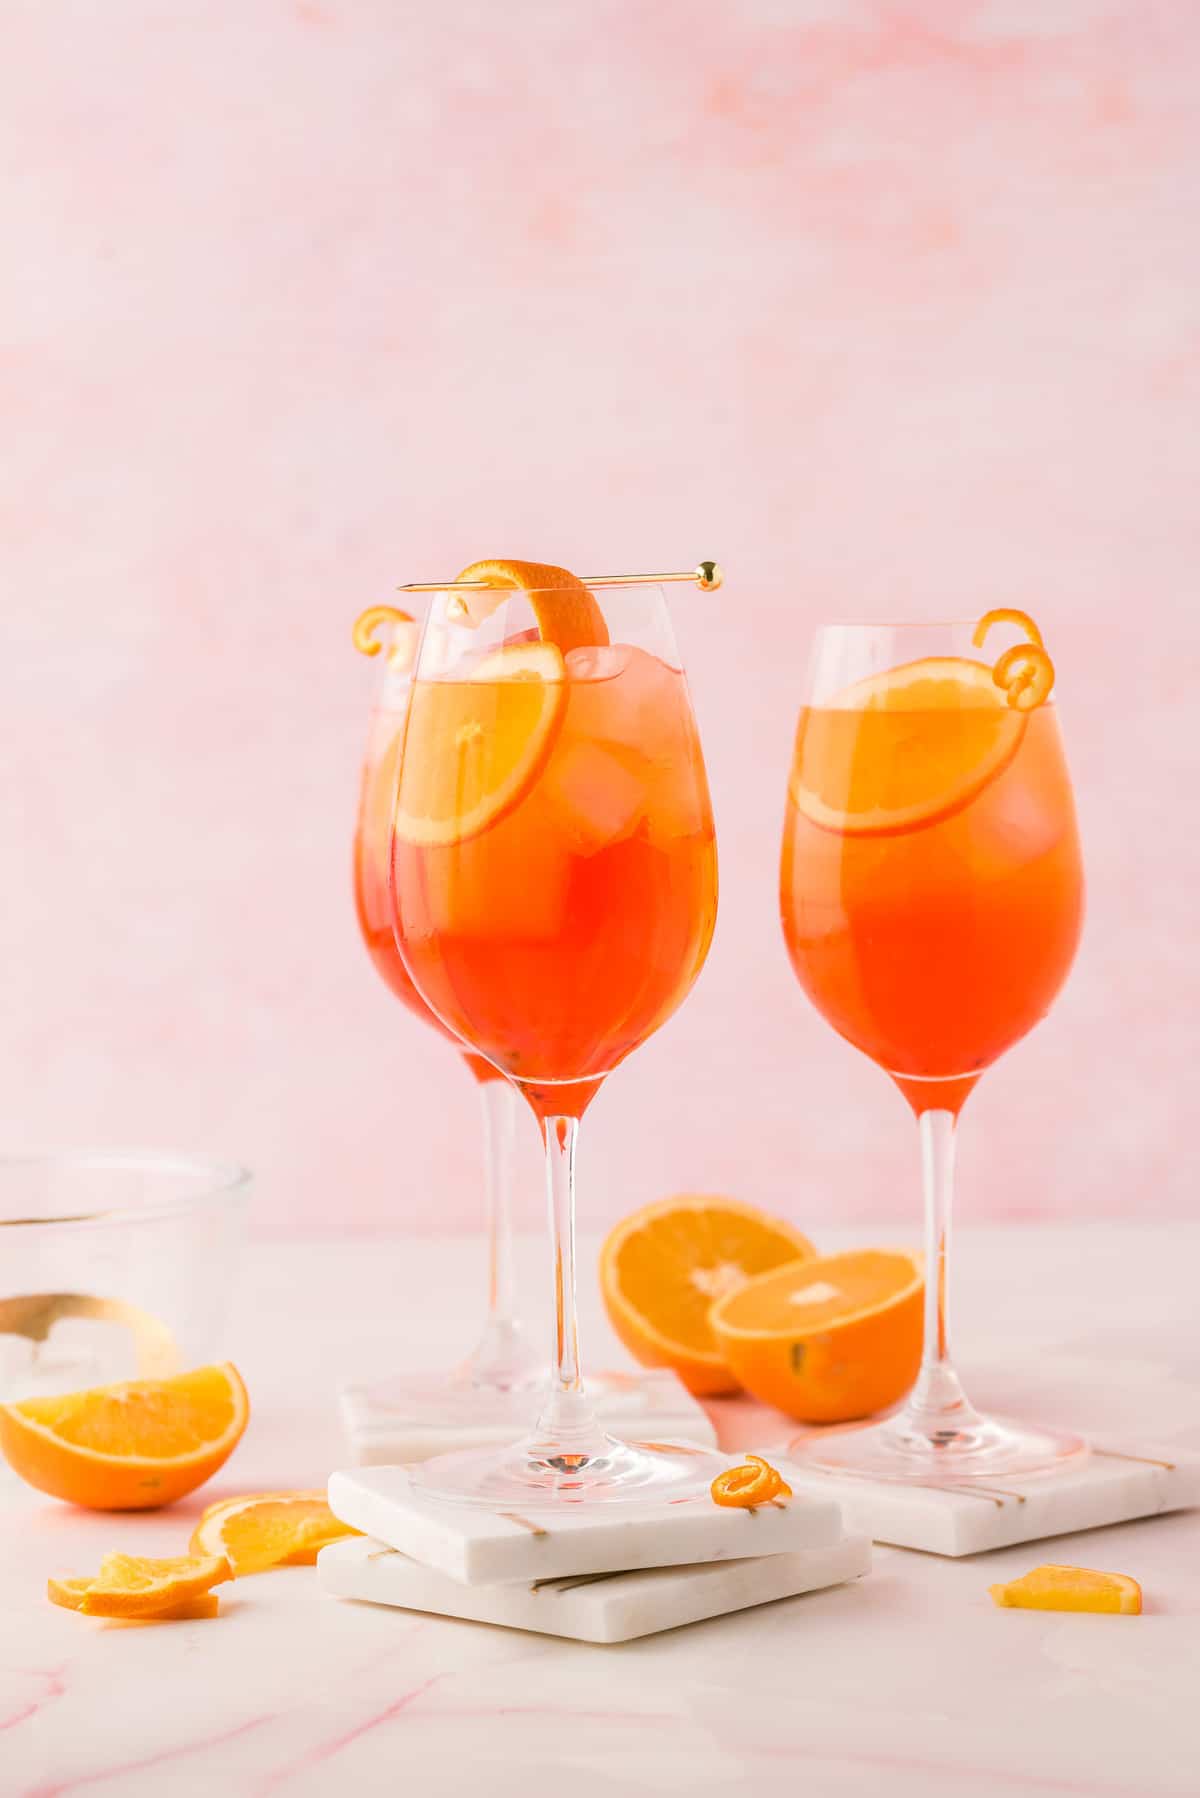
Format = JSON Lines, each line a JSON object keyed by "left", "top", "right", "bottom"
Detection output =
{"left": 973, "top": 608, "right": 1055, "bottom": 712}
{"left": 711, "top": 1454, "right": 793, "bottom": 1508}
{"left": 989, "top": 1564, "right": 1142, "bottom": 1615}
{"left": 352, "top": 605, "right": 416, "bottom": 659}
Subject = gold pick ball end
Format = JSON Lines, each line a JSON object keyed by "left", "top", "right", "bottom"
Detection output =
{"left": 695, "top": 560, "right": 723, "bottom": 591}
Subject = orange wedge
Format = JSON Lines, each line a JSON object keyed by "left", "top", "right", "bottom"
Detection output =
{"left": 452, "top": 558, "right": 609, "bottom": 655}
{"left": 600, "top": 1196, "right": 815, "bottom": 1396}
{"left": 790, "top": 657, "right": 1026, "bottom": 837}
{"left": 393, "top": 641, "right": 567, "bottom": 846}
{"left": 0, "top": 1364, "right": 249, "bottom": 1511}
{"left": 989, "top": 1565, "right": 1142, "bottom": 1615}
{"left": 190, "top": 1491, "right": 360, "bottom": 1573}
{"left": 48, "top": 1552, "right": 231, "bottom": 1619}
{"left": 47, "top": 1576, "right": 221, "bottom": 1621}
{"left": 709, "top": 1249, "right": 923, "bottom": 1423}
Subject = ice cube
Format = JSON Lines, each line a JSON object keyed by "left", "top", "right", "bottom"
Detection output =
{"left": 543, "top": 739, "right": 646, "bottom": 855}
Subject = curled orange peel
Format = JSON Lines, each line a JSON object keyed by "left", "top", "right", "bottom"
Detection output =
{"left": 352, "top": 605, "right": 415, "bottom": 658}
{"left": 711, "top": 1454, "right": 793, "bottom": 1508}
{"left": 973, "top": 609, "right": 1055, "bottom": 712}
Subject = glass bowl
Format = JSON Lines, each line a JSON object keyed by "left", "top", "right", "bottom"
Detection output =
{"left": 0, "top": 1152, "right": 251, "bottom": 1403}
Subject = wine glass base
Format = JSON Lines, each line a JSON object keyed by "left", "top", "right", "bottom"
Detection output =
{"left": 409, "top": 1433, "right": 727, "bottom": 1508}
{"left": 788, "top": 1413, "right": 1088, "bottom": 1484}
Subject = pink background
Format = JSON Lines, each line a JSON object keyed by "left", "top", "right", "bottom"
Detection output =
{"left": 4, "top": 2, "right": 1197, "bottom": 1238}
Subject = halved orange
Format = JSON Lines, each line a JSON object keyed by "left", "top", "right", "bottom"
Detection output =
{"left": 393, "top": 641, "right": 567, "bottom": 846}
{"left": 790, "top": 657, "right": 1026, "bottom": 837}
{"left": 451, "top": 558, "right": 609, "bottom": 655}
{"left": 990, "top": 1565, "right": 1142, "bottom": 1615}
{"left": 190, "top": 1491, "right": 360, "bottom": 1573}
{"left": 710, "top": 1249, "right": 923, "bottom": 1423}
{"left": 0, "top": 1364, "right": 250, "bottom": 1511}
{"left": 600, "top": 1196, "right": 815, "bottom": 1396}
{"left": 48, "top": 1552, "right": 232, "bottom": 1619}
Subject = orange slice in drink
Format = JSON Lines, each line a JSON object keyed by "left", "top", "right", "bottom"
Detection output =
{"left": 451, "top": 558, "right": 609, "bottom": 655}
{"left": 393, "top": 641, "right": 567, "bottom": 846}
{"left": 989, "top": 1565, "right": 1142, "bottom": 1615}
{"left": 600, "top": 1196, "right": 815, "bottom": 1396}
{"left": 190, "top": 1491, "right": 360, "bottom": 1573}
{"left": 709, "top": 1249, "right": 924, "bottom": 1423}
{"left": 790, "top": 657, "right": 1026, "bottom": 837}
{"left": 0, "top": 1364, "right": 249, "bottom": 1511}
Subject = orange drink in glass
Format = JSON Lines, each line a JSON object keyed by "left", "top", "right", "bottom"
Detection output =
{"left": 779, "top": 616, "right": 1086, "bottom": 1479}
{"left": 389, "top": 564, "right": 721, "bottom": 1506}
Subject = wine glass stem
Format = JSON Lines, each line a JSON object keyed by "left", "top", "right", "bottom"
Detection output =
{"left": 533, "top": 1114, "right": 599, "bottom": 1442}
{"left": 901, "top": 1107, "right": 981, "bottom": 1440}
{"left": 463, "top": 1077, "right": 530, "bottom": 1383}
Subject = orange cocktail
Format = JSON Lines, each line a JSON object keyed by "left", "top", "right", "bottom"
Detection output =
{"left": 781, "top": 657, "right": 1083, "bottom": 1114}
{"left": 389, "top": 562, "right": 721, "bottom": 1507}
{"left": 778, "top": 614, "right": 1086, "bottom": 1482}
{"left": 392, "top": 641, "right": 716, "bottom": 1116}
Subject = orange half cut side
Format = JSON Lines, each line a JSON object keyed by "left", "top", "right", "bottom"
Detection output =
{"left": 600, "top": 1196, "right": 815, "bottom": 1396}
{"left": 0, "top": 1364, "right": 250, "bottom": 1511}
{"left": 452, "top": 558, "right": 609, "bottom": 654}
{"left": 789, "top": 657, "right": 1026, "bottom": 837}
{"left": 392, "top": 641, "right": 567, "bottom": 846}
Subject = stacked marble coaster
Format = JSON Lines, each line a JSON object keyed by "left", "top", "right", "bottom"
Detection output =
{"left": 319, "top": 1454, "right": 871, "bottom": 1643}
{"left": 777, "top": 1442, "right": 1200, "bottom": 1556}
{"left": 340, "top": 1368, "right": 717, "bottom": 1465}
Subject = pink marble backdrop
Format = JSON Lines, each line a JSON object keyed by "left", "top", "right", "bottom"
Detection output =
{"left": 4, "top": 2, "right": 1197, "bottom": 1237}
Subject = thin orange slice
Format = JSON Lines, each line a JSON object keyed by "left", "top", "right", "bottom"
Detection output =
{"left": 190, "top": 1491, "right": 360, "bottom": 1573}
{"left": 989, "top": 1565, "right": 1142, "bottom": 1615}
{"left": 600, "top": 1196, "right": 815, "bottom": 1396}
{"left": 0, "top": 1364, "right": 250, "bottom": 1511}
{"left": 790, "top": 657, "right": 1026, "bottom": 837}
{"left": 393, "top": 641, "right": 567, "bottom": 846}
{"left": 48, "top": 1552, "right": 232, "bottom": 1618}
{"left": 710, "top": 1249, "right": 924, "bottom": 1423}
{"left": 451, "top": 558, "right": 608, "bottom": 655}
{"left": 47, "top": 1576, "right": 221, "bottom": 1620}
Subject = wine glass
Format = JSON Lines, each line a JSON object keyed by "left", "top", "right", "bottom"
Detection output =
{"left": 389, "top": 574, "right": 721, "bottom": 1505}
{"left": 352, "top": 608, "right": 541, "bottom": 1414}
{"left": 779, "top": 615, "right": 1085, "bottom": 1479}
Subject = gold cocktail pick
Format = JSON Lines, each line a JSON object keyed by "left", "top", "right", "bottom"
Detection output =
{"left": 395, "top": 561, "right": 723, "bottom": 594}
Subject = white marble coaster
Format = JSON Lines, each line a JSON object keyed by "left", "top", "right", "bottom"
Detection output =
{"left": 327, "top": 1454, "right": 844, "bottom": 1586}
{"left": 340, "top": 1368, "right": 717, "bottom": 1466}
{"left": 318, "top": 1532, "right": 871, "bottom": 1643}
{"left": 778, "top": 1443, "right": 1200, "bottom": 1557}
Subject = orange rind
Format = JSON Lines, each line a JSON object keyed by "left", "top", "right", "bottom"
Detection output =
{"left": 989, "top": 1565, "right": 1142, "bottom": 1615}
{"left": 711, "top": 1455, "right": 793, "bottom": 1508}
{"left": 449, "top": 558, "right": 609, "bottom": 655}
{"left": 352, "top": 604, "right": 416, "bottom": 659}
{"left": 973, "top": 609, "right": 1055, "bottom": 712}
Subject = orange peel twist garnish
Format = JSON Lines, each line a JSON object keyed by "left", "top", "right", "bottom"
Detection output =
{"left": 352, "top": 605, "right": 415, "bottom": 658}
{"left": 710, "top": 1454, "right": 793, "bottom": 1508}
{"left": 973, "top": 608, "right": 1055, "bottom": 712}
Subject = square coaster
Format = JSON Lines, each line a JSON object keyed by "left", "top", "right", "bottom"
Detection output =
{"left": 328, "top": 1453, "right": 844, "bottom": 1586}
{"left": 778, "top": 1443, "right": 1200, "bottom": 1557}
{"left": 340, "top": 1367, "right": 717, "bottom": 1466}
{"left": 318, "top": 1532, "right": 871, "bottom": 1643}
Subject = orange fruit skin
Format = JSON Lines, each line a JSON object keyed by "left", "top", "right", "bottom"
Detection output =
{"left": 0, "top": 1365, "right": 250, "bottom": 1511}
{"left": 453, "top": 558, "right": 609, "bottom": 655}
{"left": 710, "top": 1252, "right": 924, "bottom": 1424}
{"left": 600, "top": 1196, "right": 816, "bottom": 1397}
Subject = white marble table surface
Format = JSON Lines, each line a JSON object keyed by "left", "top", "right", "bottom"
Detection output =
{"left": 2, "top": 1224, "right": 1198, "bottom": 1797}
